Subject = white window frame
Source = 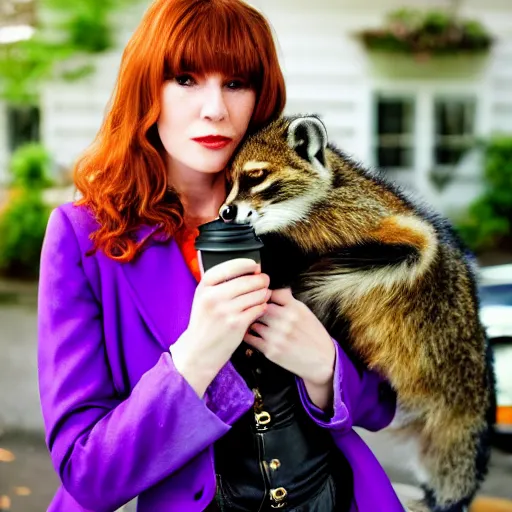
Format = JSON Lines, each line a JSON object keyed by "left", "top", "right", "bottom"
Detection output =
{"left": 373, "top": 93, "right": 416, "bottom": 172}
{"left": 370, "top": 80, "right": 490, "bottom": 197}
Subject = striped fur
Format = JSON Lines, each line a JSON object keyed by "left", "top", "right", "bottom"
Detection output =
{"left": 222, "top": 115, "right": 495, "bottom": 512}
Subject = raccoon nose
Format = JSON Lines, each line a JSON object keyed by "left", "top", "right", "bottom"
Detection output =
{"left": 220, "top": 204, "right": 237, "bottom": 222}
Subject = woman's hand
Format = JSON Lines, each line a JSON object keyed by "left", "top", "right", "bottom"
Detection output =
{"left": 243, "top": 288, "right": 336, "bottom": 409}
{"left": 170, "top": 258, "right": 271, "bottom": 397}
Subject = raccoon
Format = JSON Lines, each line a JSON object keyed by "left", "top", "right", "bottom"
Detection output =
{"left": 219, "top": 115, "right": 495, "bottom": 512}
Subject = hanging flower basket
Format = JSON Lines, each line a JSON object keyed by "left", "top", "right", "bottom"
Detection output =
{"left": 365, "top": 52, "right": 489, "bottom": 79}
{"left": 357, "top": 9, "right": 494, "bottom": 79}
{"left": 357, "top": 8, "right": 493, "bottom": 57}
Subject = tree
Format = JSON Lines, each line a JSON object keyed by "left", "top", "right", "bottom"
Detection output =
{"left": 0, "top": 0, "right": 140, "bottom": 105}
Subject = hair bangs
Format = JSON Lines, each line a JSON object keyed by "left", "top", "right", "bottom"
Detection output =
{"left": 75, "top": 0, "right": 285, "bottom": 263}
{"left": 164, "top": 2, "right": 263, "bottom": 87}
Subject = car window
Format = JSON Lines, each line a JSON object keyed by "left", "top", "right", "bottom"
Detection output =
{"left": 479, "top": 284, "right": 512, "bottom": 307}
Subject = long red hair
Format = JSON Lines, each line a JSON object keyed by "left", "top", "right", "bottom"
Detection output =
{"left": 74, "top": 0, "right": 286, "bottom": 262}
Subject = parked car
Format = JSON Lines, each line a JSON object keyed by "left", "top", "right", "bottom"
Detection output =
{"left": 478, "top": 264, "right": 512, "bottom": 451}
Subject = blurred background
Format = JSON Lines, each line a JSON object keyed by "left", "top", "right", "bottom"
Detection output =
{"left": 0, "top": 0, "right": 511, "bottom": 510}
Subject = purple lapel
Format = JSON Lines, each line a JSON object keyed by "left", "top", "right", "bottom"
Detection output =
{"left": 121, "top": 231, "right": 198, "bottom": 352}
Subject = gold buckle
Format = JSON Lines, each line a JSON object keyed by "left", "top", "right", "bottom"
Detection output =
{"left": 255, "top": 410, "right": 271, "bottom": 425}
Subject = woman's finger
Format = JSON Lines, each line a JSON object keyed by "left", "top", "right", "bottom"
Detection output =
{"left": 219, "top": 273, "right": 270, "bottom": 300}
{"left": 249, "top": 321, "right": 269, "bottom": 336}
{"left": 230, "top": 288, "right": 270, "bottom": 313}
{"left": 244, "top": 333, "right": 266, "bottom": 353}
{"left": 269, "top": 287, "right": 294, "bottom": 306}
{"left": 201, "top": 258, "right": 261, "bottom": 286}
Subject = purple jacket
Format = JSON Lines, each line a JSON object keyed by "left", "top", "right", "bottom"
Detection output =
{"left": 38, "top": 203, "right": 404, "bottom": 512}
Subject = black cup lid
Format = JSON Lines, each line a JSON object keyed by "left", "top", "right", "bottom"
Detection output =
{"left": 194, "top": 219, "right": 264, "bottom": 252}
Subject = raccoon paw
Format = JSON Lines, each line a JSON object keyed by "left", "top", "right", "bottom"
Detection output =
{"left": 405, "top": 500, "right": 430, "bottom": 512}
{"left": 406, "top": 498, "right": 470, "bottom": 512}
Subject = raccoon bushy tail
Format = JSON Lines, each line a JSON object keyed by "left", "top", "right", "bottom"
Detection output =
{"left": 418, "top": 299, "right": 495, "bottom": 512}
{"left": 414, "top": 412, "right": 491, "bottom": 512}
{"left": 417, "top": 338, "right": 493, "bottom": 512}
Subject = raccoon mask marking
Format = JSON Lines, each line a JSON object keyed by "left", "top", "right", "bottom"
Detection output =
{"left": 220, "top": 115, "right": 494, "bottom": 512}
{"left": 221, "top": 116, "right": 332, "bottom": 234}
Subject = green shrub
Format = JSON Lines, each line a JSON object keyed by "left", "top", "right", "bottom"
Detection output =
{"left": 456, "top": 136, "right": 512, "bottom": 251}
{"left": 0, "top": 0, "right": 140, "bottom": 104}
{"left": 0, "top": 142, "right": 54, "bottom": 278}
{"left": 0, "top": 191, "right": 52, "bottom": 278}
{"left": 9, "top": 142, "right": 53, "bottom": 189}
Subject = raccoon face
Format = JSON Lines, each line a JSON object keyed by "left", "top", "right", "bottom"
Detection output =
{"left": 220, "top": 116, "right": 331, "bottom": 234}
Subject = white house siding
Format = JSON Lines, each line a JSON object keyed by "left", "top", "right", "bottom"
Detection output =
{"left": 1, "top": 0, "right": 511, "bottom": 215}
{"left": 255, "top": 0, "right": 374, "bottom": 164}
{"left": 488, "top": 40, "right": 512, "bottom": 134}
{"left": 256, "top": 0, "right": 512, "bottom": 216}
{"left": 41, "top": 53, "right": 119, "bottom": 174}
{"left": 40, "top": 2, "right": 148, "bottom": 179}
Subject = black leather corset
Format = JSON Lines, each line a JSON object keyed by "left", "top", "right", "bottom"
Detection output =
{"left": 212, "top": 342, "right": 353, "bottom": 511}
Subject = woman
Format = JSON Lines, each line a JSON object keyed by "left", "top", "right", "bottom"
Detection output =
{"left": 37, "top": 0, "right": 405, "bottom": 511}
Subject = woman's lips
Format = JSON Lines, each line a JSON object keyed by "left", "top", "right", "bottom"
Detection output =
{"left": 192, "top": 136, "right": 232, "bottom": 150}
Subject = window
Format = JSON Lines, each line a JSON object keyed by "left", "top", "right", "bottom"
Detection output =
{"left": 375, "top": 96, "right": 415, "bottom": 169}
{"left": 373, "top": 92, "right": 477, "bottom": 176}
{"left": 434, "top": 98, "right": 476, "bottom": 166}
{"left": 7, "top": 104, "right": 40, "bottom": 152}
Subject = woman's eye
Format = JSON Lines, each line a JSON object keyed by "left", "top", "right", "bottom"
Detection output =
{"left": 226, "top": 79, "right": 247, "bottom": 90}
{"left": 174, "top": 74, "right": 195, "bottom": 86}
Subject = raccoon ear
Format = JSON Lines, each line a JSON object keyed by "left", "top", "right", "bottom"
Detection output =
{"left": 287, "top": 116, "right": 328, "bottom": 168}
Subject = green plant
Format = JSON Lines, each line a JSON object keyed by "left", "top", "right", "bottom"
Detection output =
{"left": 0, "top": 0, "right": 139, "bottom": 105}
{"left": 9, "top": 142, "right": 53, "bottom": 189}
{"left": 357, "top": 8, "right": 493, "bottom": 56}
{"left": 0, "top": 142, "right": 54, "bottom": 278}
{"left": 0, "top": 191, "right": 52, "bottom": 278}
{"left": 44, "top": 0, "right": 129, "bottom": 53}
{"left": 456, "top": 136, "right": 512, "bottom": 252}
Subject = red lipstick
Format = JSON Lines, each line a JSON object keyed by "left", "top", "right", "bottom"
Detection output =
{"left": 192, "top": 135, "right": 232, "bottom": 150}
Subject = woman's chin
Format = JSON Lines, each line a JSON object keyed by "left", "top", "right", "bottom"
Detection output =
{"left": 190, "top": 156, "right": 232, "bottom": 175}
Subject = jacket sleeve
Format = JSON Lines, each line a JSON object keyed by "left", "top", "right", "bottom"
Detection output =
{"left": 296, "top": 339, "right": 396, "bottom": 432}
{"left": 37, "top": 207, "right": 252, "bottom": 512}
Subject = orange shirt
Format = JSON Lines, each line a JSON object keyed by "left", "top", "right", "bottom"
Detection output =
{"left": 174, "top": 225, "right": 202, "bottom": 283}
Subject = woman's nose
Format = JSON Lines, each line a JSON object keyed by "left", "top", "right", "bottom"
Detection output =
{"left": 201, "top": 86, "right": 228, "bottom": 122}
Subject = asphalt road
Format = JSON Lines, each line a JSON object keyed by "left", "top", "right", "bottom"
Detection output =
{"left": 360, "top": 429, "right": 512, "bottom": 500}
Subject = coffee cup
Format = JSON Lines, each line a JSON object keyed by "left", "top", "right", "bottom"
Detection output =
{"left": 194, "top": 219, "right": 264, "bottom": 275}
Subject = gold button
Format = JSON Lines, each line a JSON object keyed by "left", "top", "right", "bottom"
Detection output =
{"left": 270, "top": 487, "right": 287, "bottom": 507}
{"left": 245, "top": 348, "right": 254, "bottom": 357}
{"left": 255, "top": 410, "right": 271, "bottom": 425}
{"left": 269, "top": 459, "right": 281, "bottom": 470}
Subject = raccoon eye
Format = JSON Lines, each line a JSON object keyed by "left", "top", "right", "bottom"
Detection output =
{"left": 246, "top": 168, "right": 268, "bottom": 181}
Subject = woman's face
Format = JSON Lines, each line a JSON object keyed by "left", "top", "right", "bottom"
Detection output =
{"left": 158, "top": 72, "right": 256, "bottom": 177}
